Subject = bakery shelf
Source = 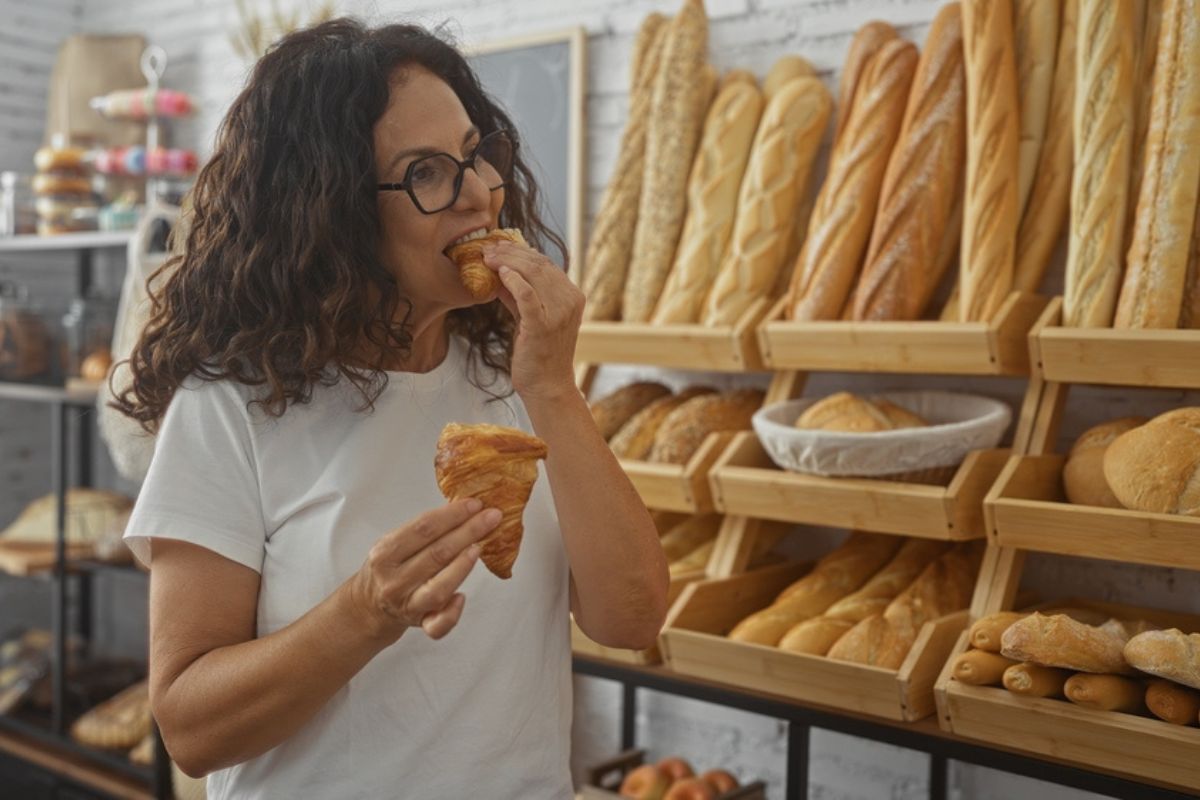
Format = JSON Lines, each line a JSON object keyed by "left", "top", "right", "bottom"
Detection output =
{"left": 571, "top": 571, "right": 705, "bottom": 665}
{"left": 985, "top": 454, "right": 1200, "bottom": 570}
{"left": 0, "top": 711, "right": 153, "bottom": 788}
{"left": 0, "top": 230, "right": 132, "bottom": 253}
{"left": 659, "top": 562, "right": 970, "bottom": 722}
{"left": 755, "top": 292, "right": 1049, "bottom": 376}
{"left": 575, "top": 297, "right": 772, "bottom": 372}
{"left": 1034, "top": 297, "right": 1200, "bottom": 389}
{"left": 937, "top": 599, "right": 1200, "bottom": 795}
{"left": 620, "top": 431, "right": 736, "bottom": 513}
{"left": 0, "top": 381, "right": 99, "bottom": 406}
{"left": 708, "top": 432, "right": 1008, "bottom": 540}
{"left": 0, "top": 725, "right": 154, "bottom": 800}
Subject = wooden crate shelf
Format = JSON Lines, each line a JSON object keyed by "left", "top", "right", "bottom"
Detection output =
{"left": 1034, "top": 297, "right": 1200, "bottom": 389}
{"left": 571, "top": 571, "right": 705, "bottom": 665}
{"left": 659, "top": 563, "right": 970, "bottom": 722}
{"left": 985, "top": 454, "right": 1200, "bottom": 570}
{"left": 708, "top": 432, "right": 1008, "bottom": 540}
{"left": 575, "top": 297, "right": 771, "bottom": 372}
{"left": 755, "top": 292, "right": 1049, "bottom": 376}
{"left": 621, "top": 431, "right": 736, "bottom": 513}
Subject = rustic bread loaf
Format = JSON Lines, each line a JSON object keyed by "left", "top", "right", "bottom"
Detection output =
{"left": 969, "top": 611, "right": 1028, "bottom": 652}
{"left": 786, "top": 39, "right": 918, "bottom": 321}
{"left": 1125, "top": 628, "right": 1200, "bottom": 689}
{"left": 1063, "top": 0, "right": 1137, "bottom": 326}
{"left": 653, "top": 80, "right": 765, "bottom": 323}
{"left": 1064, "top": 673, "right": 1146, "bottom": 713}
{"left": 609, "top": 386, "right": 715, "bottom": 460}
{"left": 959, "top": 0, "right": 1020, "bottom": 322}
{"left": 624, "top": 0, "right": 710, "bottom": 322}
{"left": 589, "top": 381, "right": 672, "bottom": 440}
{"left": 850, "top": 2, "right": 967, "bottom": 321}
{"left": 581, "top": 15, "right": 669, "bottom": 321}
{"left": 648, "top": 388, "right": 765, "bottom": 464}
{"left": 1000, "top": 612, "right": 1136, "bottom": 674}
{"left": 1012, "top": 0, "right": 1061, "bottom": 221}
{"left": 1102, "top": 408, "right": 1200, "bottom": 516}
{"left": 1062, "top": 416, "right": 1148, "bottom": 507}
{"left": 702, "top": 77, "right": 832, "bottom": 326}
{"left": 1114, "top": 0, "right": 1200, "bottom": 328}
{"left": 793, "top": 391, "right": 928, "bottom": 433}
{"left": 834, "top": 21, "right": 899, "bottom": 145}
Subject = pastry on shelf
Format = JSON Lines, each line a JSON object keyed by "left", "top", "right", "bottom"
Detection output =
{"left": 70, "top": 679, "right": 150, "bottom": 750}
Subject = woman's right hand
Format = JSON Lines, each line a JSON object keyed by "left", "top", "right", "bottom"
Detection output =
{"left": 349, "top": 498, "right": 500, "bottom": 643}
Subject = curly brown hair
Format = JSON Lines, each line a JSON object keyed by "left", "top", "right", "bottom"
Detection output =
{"left": 114, "top": 18, "right": 565, "bottom": 431}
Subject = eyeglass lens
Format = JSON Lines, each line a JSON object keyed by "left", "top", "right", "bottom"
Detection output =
{"left": 409, "top": 133, "right": 513, "bottom": 213}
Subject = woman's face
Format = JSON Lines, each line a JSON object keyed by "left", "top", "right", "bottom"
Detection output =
{"left": 374, "top": 66, "right": 506, "bottom": 311}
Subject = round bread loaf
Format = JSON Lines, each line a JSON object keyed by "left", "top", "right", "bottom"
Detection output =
{"left": 1062, "top": 416, "right": 1147, "bottom": 507}
{"left": 794, "top": 391, "right": 928, "bottom": 432}
{"left": 1103, "top": 408, "right": 1200, "bottom": 516}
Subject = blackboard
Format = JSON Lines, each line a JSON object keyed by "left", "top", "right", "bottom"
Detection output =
{"left": 467, "top": 28, "right": 586, "bottom": 279}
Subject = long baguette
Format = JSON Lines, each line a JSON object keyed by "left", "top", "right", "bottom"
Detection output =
{"left": 702, "top": 77, "right": 831, "bottom": 326}
{"left": 1064, "top": 673, "right": 1145, "bottom": 713}
{"left": 850, "top": 3, "right": 967, "bottom": 321}
{"left": 1014, "top": 0, "right": 1079, "bottom": 293}
{"left": 581, "top": 16, "right": 669, "bottom": 321}
{"left": 1063, "top": 0, "right": 1137, "bottom": 327}
{"left": 834, "top": 21, "right": 898, "bottom": 145}
{"left": 786, "top": 39, "right": 918, "bottom": 321}
{"left": 823, "top": 539, "right": 949, "bottom": 621}
{"left": 764, "top": 55, "right": 814, "bottom": 101}
{"left": 1003, "top": 662, "right": 1071, "bottom": 698}
{"left": 1114, "top": 0, "right": 1200, "bottom": 328}
{"left": 952, "top": 650, "right": 1018, "bottom": 686}
{"left": 1013, "top": 0, "right": 1062, "bottom": 222}
{"left": 1125, "top": 0, "right": 1165, "bottom": 247}
{"left": 624, "top": 0, "right": 709, "bottom": 322}
{"left": 1146, "top": 678, "right": 1200, "bottom": 725}
{"left": 959, "top": 0, "right": 1020, "bottom": 322}
{"left": 1183, "top": 182, "right": 1200, "bottom": 327}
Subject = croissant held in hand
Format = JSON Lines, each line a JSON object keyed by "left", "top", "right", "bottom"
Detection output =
{"left": 445, "top": 228, "right": 527, "bottom": 300}
{"left": 434, "top": 422, "right": 548, "bottom": 579}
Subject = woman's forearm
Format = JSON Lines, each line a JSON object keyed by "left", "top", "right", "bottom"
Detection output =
{"left": 524, "top": 387, "right": 669, "bottom": 648}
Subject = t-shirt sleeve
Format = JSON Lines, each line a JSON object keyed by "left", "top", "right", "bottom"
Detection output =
{"left": 123, "top": 381, "right": 267, "bottom": 572}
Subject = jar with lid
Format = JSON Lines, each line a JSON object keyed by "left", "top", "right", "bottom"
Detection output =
{"left": 0, "top": 281, "right": 52, "bottom": 381}
{"left": 0, "top": 172, "right": 37, "bottom": 237}
{"left": 61, "top": 294, "right": 117, "bottom": 383}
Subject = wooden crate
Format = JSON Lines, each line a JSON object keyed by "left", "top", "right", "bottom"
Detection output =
{"left": 659, "top": 562, "right": 971, "bottom": 721}
{"left": 938, "top": 600, "right": 1200, "bottom": 794}
{"left": 575, "top": 297, "right": 772, "bottom": 372}
{"left": 986, "top": 454, "right": 1200, "bottom": 570}
{"left": 578, "top": 749, "right": 768, "bottom": 800}
{"left": 621, "top": 432, "right": 736, "bottom": 513}
{"left": 708, "top": 432, "right": 1008, "bottom": 540}
{"left": 756, "top": 292, "right": 1048, "bottom": 375}
{"left": 1034, "top": 297, "right": 1200, "bottom": 389}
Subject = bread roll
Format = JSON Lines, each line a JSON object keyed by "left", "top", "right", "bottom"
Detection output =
{"left": 581, "top": 16, "right": 669, "bottom": 320}
{"left": 1000, "top": 612, "right": 1136, "bottom": 674}
{"left": 959, "top": 0, "right": 1020, "bottom": 322}
{"left": 763, "top": 55, "right": 814, "bottom": 101}
{"left": 1114, "top": 0, "right": 1200, "bottom": 329}
{"left": 702, "top": 78, "right": 832, "bottom": 326}
{"left": 659, "top": 514, "right": 722, "bottom": 561}
{"left": 850, "top": 3, "right": 968, "bottom": 321}
{"left": 1102, "top": 408, "right": 1200, "bottom": 516}
{"left": 1062, "top": 416, "right": 1148, "bottom": 507}
{"left": 786, "top": 40, "right": 918, "bottom": 321}
{"left": 794, "top": 391, "right": 928, "bottom": 433}
{"left": 952, "top": 649, "right": 1018, "bottom": 686}
{"left": 648, "top": 388, "right": 764, "bottom": 465}
{"left": 590, "top": 382, "right": 672, "bottom": 440}
{"left": 834, "top": 21, "right": 899, "bottom": 145}
{"left": 624, "top": 0, "right": 710, "bottom": 322}
{"left": 969, "top": 611, "right": 1028, "bottom": 652}
{"left": 1125, "top": 628, "right": 1200, "bottom": 689}
{"left": 1014, "top": 0, "right": 1079, "bottom": 294}
{"left": 824, "top": 539, "right": 949, "bottom": 622}
{"left": 609, "top": 387, "right": 715, "bottom": 460}
{"left": 1063, "top": 0, "right": 1137, "bottom": 327}
{"left": 1145, "top": 678, "right": 1200, "bottom": 724}
{"left": 1126, "top": 0, "right": 1165, "bottom": 247}
{"left": 652, "top": 80, "right": 764, "bottom": 323}
{"left": 778, "top": 617, "right": 856, "bottom": 655}
{"left": 1064, "top": 673, "right": 1145, "bottom": 713}
{"left": 1013, "top": 0, "right": 1062, "bottom": 221}
{"left": 1003, "top": 662, "right": 1071, "bottom": 698}
{"left": 670, "top": 539, "right": 716, "bottom": 578}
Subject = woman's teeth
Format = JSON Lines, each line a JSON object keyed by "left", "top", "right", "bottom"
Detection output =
{"left": 451, "top": 228, "right": 490, "bottom": 247}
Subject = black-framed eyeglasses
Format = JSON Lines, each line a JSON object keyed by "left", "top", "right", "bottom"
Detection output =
{"left": 377, "top": 129, "right": 514, "bottom": 214}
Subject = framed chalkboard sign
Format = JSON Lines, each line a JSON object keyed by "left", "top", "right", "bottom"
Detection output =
{"left": 466, "top": 28, "right": 587, "bottom": 283}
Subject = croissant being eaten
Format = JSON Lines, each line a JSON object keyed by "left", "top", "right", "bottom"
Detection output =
{"left": 434, "top": 422, "right": 548, "bottom": 579}
{"left": 445, "top": 228, "right": 527, "bottom": 300}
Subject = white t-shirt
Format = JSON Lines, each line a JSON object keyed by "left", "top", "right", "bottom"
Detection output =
{"left": 125, "top": 336, "right": 574, "bottom": 799}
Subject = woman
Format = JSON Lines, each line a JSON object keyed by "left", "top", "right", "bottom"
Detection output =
{"left": 116, "top": 18, "right": 668, "bottom": 799}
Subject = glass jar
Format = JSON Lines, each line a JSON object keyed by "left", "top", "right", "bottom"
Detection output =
{"left": 61, "top": 294, "right": 117, "bottom": 382}
{"left": 0, "top": 282, "right": 52, "bottom": 381}
{"left": 0, "top": 172, "right": 37, "bottom": 237}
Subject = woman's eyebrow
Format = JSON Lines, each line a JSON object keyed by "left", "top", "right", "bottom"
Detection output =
{"left": 386, "top": 126, "right": 480, "bottom": 173}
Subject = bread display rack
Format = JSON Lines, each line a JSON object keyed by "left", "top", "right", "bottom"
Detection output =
{"left": 934, "top": 304, "right": 1200, "bottom": 794}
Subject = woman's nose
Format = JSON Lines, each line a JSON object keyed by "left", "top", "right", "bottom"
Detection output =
{"left": 453, "top": 164, "right": 493, "bottom": 212}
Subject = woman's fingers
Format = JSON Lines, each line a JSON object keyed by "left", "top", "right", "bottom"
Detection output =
{"left": 391, "top": 506, "right": 498, "bottom": 590}
{"left": 371, "top": 498, "right": 482, "bottom": 565}
{"left": 497, "top": 265, "right": 547, "bottom": 327}
{"left": 407, "top": 540, "right": 481, "bottom": 620}
{"left": 420, "top": 593, "right": 466, "bottom": 640}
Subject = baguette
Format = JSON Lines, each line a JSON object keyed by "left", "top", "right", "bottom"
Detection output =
{"left": 834, "top": 21, "right": 899, "bottom": 145}
{"left": 1124, "top": 628, "right": 1200, "bottom": 689}
{"left": 1062, "top": 416, "right": 1148, "bottom": 508}
{"left": 778, "top": 617, "right": 856, "bottom": 655}
{"left": 718, "top": 67, "right": 756, "bottom": 93}
{"left": 1114, "top": 0, "right": 1200, "bottom": 329}
{"left": 670, "top": 539, "right": 715, "bottom": 578}
{"left": 648, "top": 388, "right": 764, "bottom": 465}
{"left": 826, "top": 614, "right": 909, "bottom": 667}
{"left": 1146, "top": 678, "right": 1200, "bottom": 725}
{"left": 1003, "top": 662, "right": 1071, "bottom": 698}
{"left": 850, "top": 3, "right": 967, "bottom": 321}
{"left": 1126, "top": 0, "right": 1165, "bottom": 247}
{"left": 1014, "top": 0, "right": 1079, "bottom": 294}
{"left": 1183, "top": 173, "right": 1200, "bottom": 328}
{"left": 1012, "top": 0, "right": 1062, "bottom": 221}
{"left": 589, "top": 382, "right": 672, "bottom": 440}
{"left": 959, "top": 0, "right": 1020, "bottom": 322}
{"left": 1102, "top": 408, "right": 1200, "bottom": 516}
{"left": 581, "top": 16, "right": 669, "bottom": 320}
{"left": 702, "top": 77, "right": 832, "bottom": 325}
{"left": 659, "top": 514, "right": 722, "bottom": 562}
{"left": 786, "top": 40, "right": 918, "bottom": 321}
{"left": 824, "top": 539, "right": 949, "bottom": 621}
{"left": 763, "top": 55, "right": 814, "bottom": 101}
{"left": 1063, "top": 0, "right": 1137, "bottom": 327}
{"left": 1000, "top": 612, "right": 1136, "bottom": 674}
{"left": 968, "top": 611, "right": 1027, "bottom": 652}
{"left": 609, "top": 387, "right": 715, "bottom": 460}
{"left": 624, "top": 0, "right": 710, "bottom": 322}
{"left": 951, "top": 650, "right": 1018, "bottom": 686}
{"left": 878, "top": 541, "right": 983, "bottom": 667}
{"left": 652, "top": 80, "right": 765, "bottom": 323}
{"left": 1064, "top": 673, "right": 1145, "bottom": 713}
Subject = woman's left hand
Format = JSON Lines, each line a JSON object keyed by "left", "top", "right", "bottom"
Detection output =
{"left": 484, "top": 239, "right": 583, "bottom": 404}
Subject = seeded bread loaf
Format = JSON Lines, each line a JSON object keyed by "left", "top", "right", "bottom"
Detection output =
{"left": 609, "top": 386, "right": 715, "bottom": 461}
{"left": 589, "top": 381, "right": 672, "bottom": 440}
{"left": 648, "top": 388, "right": 765, "bottom": 465}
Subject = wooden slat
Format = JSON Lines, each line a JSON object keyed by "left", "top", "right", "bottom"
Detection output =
{"left": 0, "top": 728, "right": 153, "bottom": 800}
{"left": 898, "top": 610, "right": 970, "bottom": 720}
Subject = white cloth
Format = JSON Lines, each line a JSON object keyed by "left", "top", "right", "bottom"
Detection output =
{"left": 125, "top": 336, "right": 573, "bottom": 800}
